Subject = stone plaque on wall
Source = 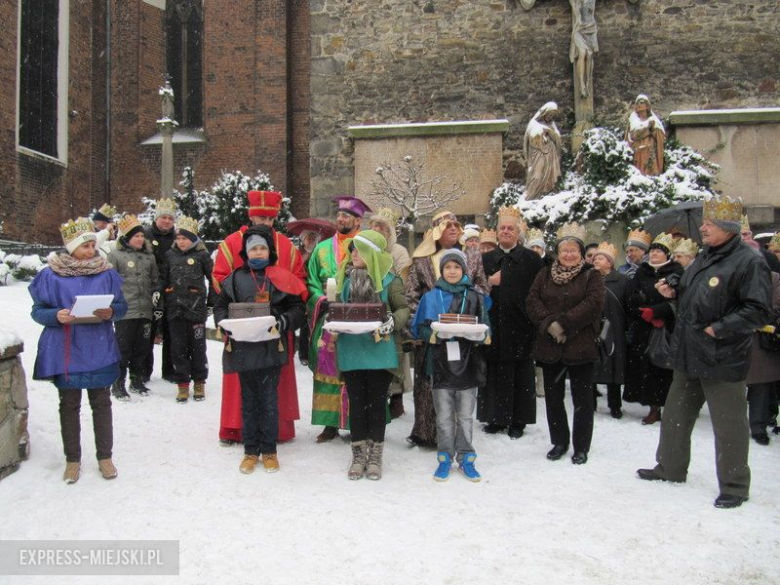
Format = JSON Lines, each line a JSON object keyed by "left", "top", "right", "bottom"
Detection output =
{"left": 348, "top": 120, "right": 508, "bottom": 224}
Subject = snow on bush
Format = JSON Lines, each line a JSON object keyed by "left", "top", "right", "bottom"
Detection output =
{"left": 489, "top": 127, "right": 718, "bottom": 234}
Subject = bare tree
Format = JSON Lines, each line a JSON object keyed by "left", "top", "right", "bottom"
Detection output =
{"left": 369, "top": 155, "right": 464, "bottom": 250}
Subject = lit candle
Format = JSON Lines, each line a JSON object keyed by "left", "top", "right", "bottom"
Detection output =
{"left": 326, "top": 278, "right": 337, "bottom": 302}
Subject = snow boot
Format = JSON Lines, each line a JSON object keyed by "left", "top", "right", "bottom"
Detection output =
{"left": 63, "top": 462, "right": 81, "bottom": 484}
{"left": 111, "top": 379, "right": 130, "bottom": 402}
{"left": 262, "top": 453, "right": 280, "bottom": 473}
{"left": 459, "top": 452, "right": 482, "bottom": 482}
{"left": 348, "top": 441, "right": 368, "bottom": 480}
{"left": 129, "top": 377, "right": 151, "bottom": 396}
{"left": 239, "top": 455, "right": 259, "bottom": 475}
{"left": 176, "top": 383, "right": 189, "bottom": 403}
{"left": 193, "top": 380, "right": 206, "bottom": 402}
{"left": 366, "top": 441, "right": 383, "bottom": 480}
{"left": 98, "top": 458, "right": 118, "bottom": 480}
{"left": 433, "top": 452, "right": 452, "bottom": 482}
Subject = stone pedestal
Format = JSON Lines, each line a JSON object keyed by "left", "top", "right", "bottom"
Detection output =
{"left": 0, "top": 343, "right": 30, "bottom": 481}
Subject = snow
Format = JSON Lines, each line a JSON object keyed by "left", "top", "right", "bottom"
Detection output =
{"left": 1, "top": 281, "right": 778, "bottom": 584}
{"left": 0, "top": 328, "right": 21, "bottom": 352}
{"left": 671, "top": 107, "right": 780, "bottom": 116}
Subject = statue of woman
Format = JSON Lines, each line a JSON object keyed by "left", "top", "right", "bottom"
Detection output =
{"left": 625, "top": 94, "right": 666, "bottom": 176}
{"left": 524, "top": 102, "right": 562, "bottom": 200}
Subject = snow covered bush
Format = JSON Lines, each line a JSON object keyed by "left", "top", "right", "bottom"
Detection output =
{"left": 490, "top": 127, "right": 718, "bottom": 234}
{"left": 0, "top": 262, "right": 9, "bottom": 286}
{"left": 4, "top": 254, "right": 45, "bottom": 282}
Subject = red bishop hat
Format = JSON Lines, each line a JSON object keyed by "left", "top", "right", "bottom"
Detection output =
{"left": 248, "top": 190, "right": 282, "bottom": 218}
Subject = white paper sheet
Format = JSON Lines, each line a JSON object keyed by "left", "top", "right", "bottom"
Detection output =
{"left": 217, "top": 316, "right": 279, "bottom": 342}
{"left": 446, "top": 341, "right": 461, "bottom": 361}
{"left": 70, "top": 295, "right": 114, "bottom": 317}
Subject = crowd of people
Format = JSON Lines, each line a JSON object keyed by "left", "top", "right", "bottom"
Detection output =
{"left": 28, "top": 192, "right": 779, "bottom": 508}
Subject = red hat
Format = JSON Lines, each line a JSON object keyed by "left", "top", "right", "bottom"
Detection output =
{"left": 248, "top": 190, "right": 282, "bottom": 218}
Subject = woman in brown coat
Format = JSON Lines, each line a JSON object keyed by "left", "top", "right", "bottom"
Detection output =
{"left": 526, "top": 224, "right": 605, "bottom": 464}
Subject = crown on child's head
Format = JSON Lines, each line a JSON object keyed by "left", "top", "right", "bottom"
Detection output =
{"left": 117, "top": 214, "right": 141, "bottom": 237}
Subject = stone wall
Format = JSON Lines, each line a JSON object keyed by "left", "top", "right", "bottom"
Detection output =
{"left": 0, "top": 343, "right": 30, "bottom": 481}
{"left": 310, "top": 0, "right": 780, "bottom": 216}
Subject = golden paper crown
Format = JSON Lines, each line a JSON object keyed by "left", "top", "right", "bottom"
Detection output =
{"left": 155, "top": 198, "right": 178, "bottom": 218}
{"left": 525, "top": 228, "right": 545, "bottom": 245}
{"left": 60, "top": 217, "right": 97, "bottom": 253}
{"left": 702, "top": 195, "right": 742, "bottom": 223}
{"left": 498, "top": 206, "right": 523, "bottom": 222}
{"left": 97, "top": 203, "right": 117, "bottom": 218}
{"left": 372, "top": 207, "right": 400, "bottom": 227}
{"left": 176, "top": 215, "right": 199, "bottom": 236}
{"left": 652, "top": 232, "right": 676, "bottom": 252}
{"left": 594, "top": 241, "right": 619, "bottom": 263}
{"left": 556, "top": 222, "right": 587, "bottom": 243}
{"left": 626, "top": 229, "right": 653, "bottom": 248}
{"left": 740, "top": 214, "right": 750, "bottom": 232}
{"left": 479, "top": 229, "right": 497, "bottom": 245}
{"left": 674, "top": 238, "right": 699, "bottom": 257}
{"left": 117, "top": 214, "right": 142, "bottom": 237}
{"left": 769, "top": 232, "right": 780, "bottom": 252}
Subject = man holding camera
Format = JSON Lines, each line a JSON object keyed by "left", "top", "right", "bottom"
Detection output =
{"left": 637, "top": 196, "right": 771, "bottom": 509}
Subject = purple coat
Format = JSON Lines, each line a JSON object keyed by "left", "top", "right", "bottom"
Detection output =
{"left": 29, "top": 267, "right": 127, "bottom": 384}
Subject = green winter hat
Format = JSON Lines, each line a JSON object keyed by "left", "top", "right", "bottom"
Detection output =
{"left": 337, "top": 229, "right": 394, "bottom": 293}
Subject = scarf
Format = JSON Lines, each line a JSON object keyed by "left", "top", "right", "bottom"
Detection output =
{"left": 550, "top": 259, "right": 585, "bottom": 285}
{"left": 648, "top": 258, "right": 671, "bottom": 271}
{"left": 345, "top": 268, "right": 380, "bottom": 303}
{"left": 48, "top": 253, "right": 112, "bottom": 277}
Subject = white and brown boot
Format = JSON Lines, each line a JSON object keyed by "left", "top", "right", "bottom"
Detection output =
{"left": 348, "top": 441, "right": 368, "bottom": 480}
{"left": 63, "top": 462, "right": 81, "bottom": 484}
{"left": 239, "top": 455, "right": 259, "bottom": 475}
{"left": 193, "top": 381, "right": 206, "bottom": 402}
{"left": 98, "top": 458, "right": 118, "bottom": 480}
{"left": 176, "top": 383, "right": 189, "bottom": 403}
{"left": 366, "top": 441, "right": 384, "bottom": 480}
{"left": 262, "top": 453, "right": 280, "bottom": 473}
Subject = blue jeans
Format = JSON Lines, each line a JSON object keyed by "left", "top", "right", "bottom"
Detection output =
{"left": 239, "top": 368, "right": 280, "bottom": 455}
{"left": 433, "top": 387, "right": 477, "bottom": 463}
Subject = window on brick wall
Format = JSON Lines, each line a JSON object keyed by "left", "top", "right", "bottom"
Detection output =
{"left": 18, "top": 0, "right": 61, "bottom": 158}
{"left": 166, "top": 1, "right": 203, "bottom": 128}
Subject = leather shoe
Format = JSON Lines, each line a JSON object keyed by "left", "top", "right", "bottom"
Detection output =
{"left": 483, "top": 424, "right": 506, "bottom": 434}
{"left": 571, "top": 452, "right": 588, "bottom": 465}
{"left": 714, "top": 494, "right": 748, "bottom": 509}
{"left": 636, "top": 468, "right": 684, "bottom": 483}
{"left": 546, "top": 444, "right": 569, "bottom": 461}
{"left": 609, "top": 408, "right": 623, "bottom": 419}
{"left": 507, "top": 425, "right": 525, "bottom": 439}
{"left": 752, "top": 433, "right": 770, "bottom": 446}
{"left": 641, "top": 406, "right": 662, "bottom": 425}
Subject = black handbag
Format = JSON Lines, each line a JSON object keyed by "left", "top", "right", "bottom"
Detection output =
{"left": 645, "top": 326, "right": 672, "bottom": 368}
{"left": 596, "top": 317, "right": 614, "bottom": 363}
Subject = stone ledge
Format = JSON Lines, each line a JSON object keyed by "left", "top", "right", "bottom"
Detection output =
{"left": 347, "top": 119, "right": 510, "bottom": 139}
{"left": 669, "top": 108, "right": 780, "bottom": 126}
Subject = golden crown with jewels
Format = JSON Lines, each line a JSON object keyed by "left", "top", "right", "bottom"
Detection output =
{"left": 60, "top": 217, "right": 97, "bottom": 253}
{"left": 97, "top": 203, "right": 117, "bottom": 218}
{"left": 740, "top": 214, "right": 750, "bottom": 232}
{"left": 117, "top": 214, "right": 142, "bottom": 237}
{"left": 626, "top": 228, "right": 653, "bottom": 248}
{"left": 652, "top": 232, "right": 676, "bottom": 252}
{"left": 556, "top": 222, "right": 587, "bottom": 243}
{"left": 525, "top": 228, "right": 545, "bottom": 244}
{"left": 674, "top": 238, "right": 699, "bottom": 257}
{"left": 497, "top": 206, "right": 523, "bottom": 221}
{"left": 595, "top": 241, "right": 619, "bottom": 263}
{"left": 703, "top": 195, "right": 742, "bottom": 223}
{"left": 176, "top": 215, "right": 199, "bottom": 235}
{"left": 155, "top": 198, "right": 178, "bottom": 218}
{"left": 479, "top": 229, "right": 497, "bottom": 245}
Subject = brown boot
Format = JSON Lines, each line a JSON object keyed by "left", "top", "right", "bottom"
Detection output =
{"left": 262, "top": 453, "right": 280, "bottom": 473}
{"left": 316, "top": 426, "right": 339, "bottom": 443}
{"left": 98, "top": 458, "right": 118, "bottom": 480}
{"left": 176, "top": 383, "right": 189, "bottom": 403}
{"left": 193, "top": 381, "right": 206, "bottom": 402}
{"left": 642, "top": 406, "right": 662, "bottom": 425}
{"left": 348, "top": 441, "right": 368, "bottom": 480}
{"left": 239, "top": 454, "right": 259, "bottom": 474}
{"left": 389, "top": 394, "right": 405, "bottom": 419}
{"left": 366, "top": 441, "right": 384, "bottom": 480}
{"left": 63, "top": 462, "right": 81, "bottom": 484}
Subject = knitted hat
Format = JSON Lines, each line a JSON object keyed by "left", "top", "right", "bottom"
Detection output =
{"left": 61, "top": 218, "right": 97, "bottom": 254}
{"left": 240, "top": 225, "right": 278, "bottom": 265}
{"left": 439, "top": 248, "right": 468, "bottom": 274}
{"left": 337, "top": 229, "right": 393, "bottom": 294}
{"left": 248, "top": 191, "right": 282, "bottom": 218}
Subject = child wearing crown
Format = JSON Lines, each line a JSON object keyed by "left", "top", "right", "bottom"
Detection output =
{"left": 161, "top": 216, "right": 216, "bottom": 403}
{"left": 29, "top": 217, "right": 128, "bottom": 484}
{"left": 107, "top": 214, "right": 160, "bottom": 399}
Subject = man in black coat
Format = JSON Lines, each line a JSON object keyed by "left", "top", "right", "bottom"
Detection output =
{"left": 477, "top": 208, "right": 543, "bottom": 438}
{"left": 638, "top": 196, "right": 771, "bottom": 509}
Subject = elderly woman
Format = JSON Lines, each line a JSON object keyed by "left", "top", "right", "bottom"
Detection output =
{"left": 29, "top": 217, "right": 128, "bottom": 484}
{"left": 672, "top": 238, "right": 699, "bottom": 269}
{"left": 405, "top": 210, "right": 489, "bottom": 446}
{"left": 591, "top": 242, "right": 629, "bottom": 418}
{"left": 623, "top": 233, "right": 684, "bottom": 425}
{"left": 526, "top": 223, "right": 605, "bottom": 464}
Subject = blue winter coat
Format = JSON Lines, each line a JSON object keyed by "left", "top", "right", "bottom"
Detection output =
{"left": 29, "top": 265, "right": 127, "bottom": 389}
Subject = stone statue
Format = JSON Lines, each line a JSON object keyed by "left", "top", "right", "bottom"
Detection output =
{"left": 625, "top": 94, "right": 665, "bottom": 176}
{"left": 569, "top": 0, "right": 598, "bottom": 99}
{"left": 524, "top": 102, "right": 562, "bottom": 200}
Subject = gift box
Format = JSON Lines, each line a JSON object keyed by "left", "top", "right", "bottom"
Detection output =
{"left": 328, "top": 303, "right": 386, "bottom": 322}
{"left": 438, "top": 313, "right": 478, "bottom": 325}
{"left": 228, "top": 302, "right": 271, "bottom": 319}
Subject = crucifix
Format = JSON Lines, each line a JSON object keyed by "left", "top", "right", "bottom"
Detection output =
{"left": 520, "top": 0, "right": 640, "bottom": 151}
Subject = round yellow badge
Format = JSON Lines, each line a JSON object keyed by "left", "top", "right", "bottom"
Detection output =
{"left": 153, "top": 240, "right": 159, "bottom": 246}
{"left": 187, "top": 258, "right": 195, "bottom": 265}
{"left": 709, "top": 277, "right": 719, "bottom": 287}
{"left": 127, "top": 261, "right": 135, "bottom": 268}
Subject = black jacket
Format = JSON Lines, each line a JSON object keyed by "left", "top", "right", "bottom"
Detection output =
{"left": 482, "top": 245, "right": 543, "bottom": 361}
{"left": 144, "top": 223, "right": 176, "bottom": 270}
{"left": 625, "top": 261, "right": 683, "bottom": 348}
{"left": 665, "top": 235, "right": 771, "bottom": 382}
{"left": 593, "top": 270, "right": 629, "bottom": 384}
{"left": 161, "top": 243, "right": 216, "bottom": 322}
{"left": 213, "top": 267, "right": 305, "bottom": 373}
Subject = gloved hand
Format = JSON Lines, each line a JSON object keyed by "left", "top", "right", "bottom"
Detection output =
{"left": 639, "top": 307, "right": 655, "bottom": 324}
{"left": 153, "top": 310, "right": 164, "bottom": 321}
{"left": 651, "top": 318, "right": 665, "bottom": 329}
{"left": 206, "top": 305, "right": 214, "bottom": 317}
{"left": 378, "top": 317, "right": 394, "bottom": 335}
{"left": 547, "top": 321, "right": 566, "bottom": 344}
{"left": 152, "top": 291, "right": 161, "bottom": 307}
{"left": 320, "top": 300, "right": 330, "bottom": 314}
{"left": 276, "top": 314, "right": 289, "bottom": 332}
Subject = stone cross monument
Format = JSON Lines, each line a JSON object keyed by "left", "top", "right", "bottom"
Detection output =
{"left": 157, "top": 78, "right": 177, "bottom": 198}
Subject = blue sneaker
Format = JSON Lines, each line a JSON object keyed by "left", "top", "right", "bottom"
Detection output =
{"left": 433, "top": 452, "right": 451, "bottom": 482}
{"left": 459, "top": 452, "right": 481, "bottom": 482}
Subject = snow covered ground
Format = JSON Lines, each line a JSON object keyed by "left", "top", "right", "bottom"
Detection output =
{"left": 1, "top": 280, "right": 779, "bottom": 585}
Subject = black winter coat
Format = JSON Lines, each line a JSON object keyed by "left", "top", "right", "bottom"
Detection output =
{"left": 213, "top": 267, "right": 305, "bottom": 373}
{"left": 593, "top": 270, "right": 628, "bottom": 385}
{"left": 161, "top": 243, "right": 216, "bottom": 322}
{"left": 625, "top": 261, "right": 683, "bottom": 349}
{"left": 144, "top": 223, "right": 176, "bottom": 270}
{"left": 665, "top": 236, "right": 771, "bottom": 382}
{"left": 482, "top": 245, "right": 543, "bottom": 361}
